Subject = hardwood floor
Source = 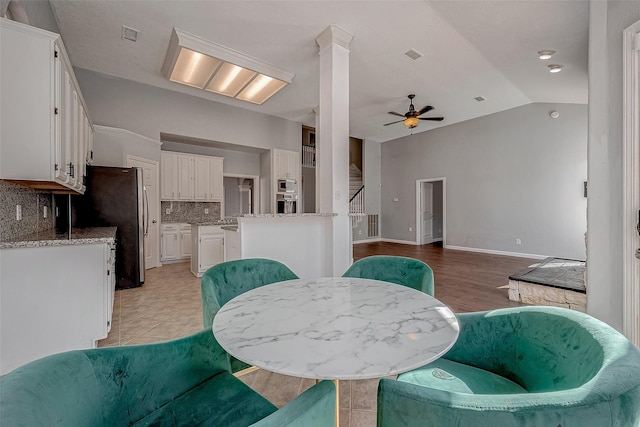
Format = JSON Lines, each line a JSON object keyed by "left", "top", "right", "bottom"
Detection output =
{"left": 353, "top": 241, "right": 538, "bottom": 313}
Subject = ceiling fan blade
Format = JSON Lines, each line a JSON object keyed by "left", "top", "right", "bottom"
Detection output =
{"left": 417, "top": 105, "right": 434, "bottom": 116}
{"left": 419, "top": 117, "right": 444, "bottom": 122}
{"left": 383, "top": 120, "right": 405, "bottom": 126}
{"left": 387, "top": 111, "right": 406, "bottom": 117}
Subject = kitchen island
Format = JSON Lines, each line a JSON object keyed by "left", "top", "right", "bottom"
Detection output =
{"left": 0, "top": 227, "right": 117, "bottom": 374}
{"left": 224, "top": 213, "right": 337, "bottom": 278}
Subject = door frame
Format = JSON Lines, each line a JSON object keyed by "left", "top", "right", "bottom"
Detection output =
{"left": 415, "top": 178, "right": 446, "bottom": 245}
{"left": 127, "top": 155, "right": 161, "bottom": 268}
{"left": 622, "top": 21, "right": 640, "bottom": 344}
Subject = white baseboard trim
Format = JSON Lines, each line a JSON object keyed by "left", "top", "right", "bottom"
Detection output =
{"left": 352, "top": 238, "right": 382, "bottom": 244}
{"left": 444, "top": 245, "right": 547, "bottom": 260}
{"left": 381, "top": 238, "right": 420, "bottom": 246}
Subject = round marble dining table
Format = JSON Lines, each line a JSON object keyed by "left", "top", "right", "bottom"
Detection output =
{"left": 212, "top": 277, "right": 460, "bottom": 381}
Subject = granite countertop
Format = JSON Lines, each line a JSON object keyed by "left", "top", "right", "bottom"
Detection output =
{"left": 189, "top": 220, "right": 238, "bottom": 226}
{"left": 241, "top": 213, "right": 337, "bottom": 218}
{"left": 0, "top": 227, "right": 117, "bottom": 249}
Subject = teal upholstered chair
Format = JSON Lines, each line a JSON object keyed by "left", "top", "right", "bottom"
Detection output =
{"left": 377, "top": 306, "right": 640, "bottom": 427}
{"left": 342, "top": 255, "right": 434, "bottom": 296}
{"left": 202, "top": 258, "right": 298, "bottom": 372}
{"left": 0, "top": 329, "right": 335, "bottom": 427}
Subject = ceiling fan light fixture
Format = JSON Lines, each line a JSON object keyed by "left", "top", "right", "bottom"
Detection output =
{"left": 404, "top": 116, "right": 420, "bottom": 128}
{"left": 163, "top": 28, "right": 294, "bottom": 105}
{"left": 537, "top": 49, "right": 556, "bottom": 60}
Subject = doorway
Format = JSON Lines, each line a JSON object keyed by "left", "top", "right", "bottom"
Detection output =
{"left": 416, "top": 178, "right": 445, "bottom": 245}
{"left": 127, "top": 155, "right": 160, "bottom": 269}
{"left": 223, "top": 174, "right": 259, "bottom": 218}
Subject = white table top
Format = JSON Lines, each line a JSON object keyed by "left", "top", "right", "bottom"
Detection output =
{"left": 212, "top": 277, "right": 459, "bottom": 380}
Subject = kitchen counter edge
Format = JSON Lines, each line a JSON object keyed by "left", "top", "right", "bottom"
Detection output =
{"left": 0, "top": 227, "right": 117, "bottom": 249}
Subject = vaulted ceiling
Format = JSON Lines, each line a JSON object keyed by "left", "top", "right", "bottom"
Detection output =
{"left": 50, "top": 0, "right": 589, "bottom": 143}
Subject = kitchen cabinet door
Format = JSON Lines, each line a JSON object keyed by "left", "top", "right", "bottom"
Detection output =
{"left": 199, "top": 234, "right": 224, "bottom": 272}
{"left": 160, "top": 226, "right": 179, "bottom": 261}
{"left": 160, "top": 152, "right": 178, "bottom": 200}
{"left": 193, "top": 155, "right": 210, "bottom": 201}
{"left": 180, "top": 224, "right": 192, "bottom": 258}
{"left": 177, "top": 154, "right": 194, "bottom": 200}
{"left": 273, "top": 149, "right": 300, "bottom": 181}
{"left": 209, "top": 157, "right": 224, "bottom": 201}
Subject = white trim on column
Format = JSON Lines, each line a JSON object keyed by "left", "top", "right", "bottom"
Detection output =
{"left": 622, "top": 20, "right": 640, "bottom": 346}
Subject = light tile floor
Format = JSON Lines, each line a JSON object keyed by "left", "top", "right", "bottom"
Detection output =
{"left": 99, "top": 262, "right": 381, "bottom": 427}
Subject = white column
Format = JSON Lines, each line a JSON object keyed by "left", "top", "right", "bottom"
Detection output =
{"left": 315, "top": 25, "right": 353, "bottom": 276}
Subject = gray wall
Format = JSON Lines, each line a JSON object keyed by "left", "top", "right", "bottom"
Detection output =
{"left": 381, "top": 102, "right": 587, "bottom": 259}
{"left": 74, "top": 69, "right": 301, "bottom": 153}
{"left": 587, "top": 1, "right": 640, "bottom": 331}
{"left": 161, "top": 141, "right": 262, "bottom": 177}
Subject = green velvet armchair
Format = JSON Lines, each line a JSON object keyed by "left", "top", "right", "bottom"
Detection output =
{"left": 0, "top": 329, "right": 336, "bottom": 427}
{"left": 201, "top": 258, "right": 299, "bottom": 372}
{"left": 342, "top": 255, "right": 434, "bottom": 296}
{"left": 377, "top": 306, "right": 640, "bottom": 427}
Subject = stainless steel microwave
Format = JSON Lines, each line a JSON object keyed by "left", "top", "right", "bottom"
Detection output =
{"left": 277, "top": 179, "right": 297, "bottom": 193}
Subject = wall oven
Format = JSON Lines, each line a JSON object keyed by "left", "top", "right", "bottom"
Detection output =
{"left": 277, "top": 179, "right": 297, "bottom": 193}
{"left": 276, "top": 193, "right": 297, "bottom": 214}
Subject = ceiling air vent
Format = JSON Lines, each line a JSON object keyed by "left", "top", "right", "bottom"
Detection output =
{"left": 404, "top": 49, "right": 423, "bottom": 61}
{"left": 122, "top": 25, "right": 139, "bottom": 42}
{"left": 474, "top": 96, "right": 487, "bottom": 102}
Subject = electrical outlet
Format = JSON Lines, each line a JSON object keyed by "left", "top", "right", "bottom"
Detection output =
{"left": 408, "top": 226, "right": 413, "bottom": 232}
{"left": 358, "top": 230, "right": 362, "bottom": 235}
{"left": 205, "top": 208, "right": 209, "bottom": 214}
{"left": 16, "top": 205, "right": 22, "bottom": 221}
{"left": 165, "top": 208, "right": 171, "bottom": 215}
{"left": 43, "top": 206, "right": 48, "bottom": 218}
{"left": 516, "top": 238, "right": 522, "bottom": 245}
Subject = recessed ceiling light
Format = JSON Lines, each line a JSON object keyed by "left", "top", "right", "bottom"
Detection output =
{"left": 548, "top": 64, "right": 563, "bottom": 73}
{"left": 537, "top": 50, "right": 556, "bottom": 60}
{"left": 162, "top": 28, "right": 294, "bottom": 105}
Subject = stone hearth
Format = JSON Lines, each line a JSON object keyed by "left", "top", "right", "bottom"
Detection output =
{"left": 508, "top": 258, "right": 586, "bottom": 312}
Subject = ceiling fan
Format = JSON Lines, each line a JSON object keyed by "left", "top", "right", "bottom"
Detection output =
{"left": 384, "top": 94, "right": 444, "bottom": 129}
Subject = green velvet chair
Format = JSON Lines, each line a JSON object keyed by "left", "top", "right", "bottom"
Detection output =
{"left": 202, "top": 258, "right": 299, "bottom": 372}
{"left": 0, "top": 329, "right": 336, "bottom": 427}
{"left": 342, "top": 255, "right": 434, "bottom": 296}
{"left": 377, "top": 306, "right": 640, "bottom": 427}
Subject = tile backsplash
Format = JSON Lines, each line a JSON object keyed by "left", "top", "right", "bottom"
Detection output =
{"left": 0, "top": 180, "right": 54, "bottom": 241}
{"left": 161, "top": 201, "right": 221, "bottom": 223}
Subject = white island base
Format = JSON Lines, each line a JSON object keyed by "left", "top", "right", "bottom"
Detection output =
{"left": 224, "top": 214, "right": 337, "bottom": 278}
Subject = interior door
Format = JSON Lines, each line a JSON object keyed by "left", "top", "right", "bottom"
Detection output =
{"left": 421, "top": 182, "right": 433, "bottom": 244}
{"left": 127, "top": 156, "right": 160, "bottom": 269}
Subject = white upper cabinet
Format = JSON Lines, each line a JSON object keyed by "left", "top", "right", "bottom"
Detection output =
{"left": 177, "top": 154, "right": 195, "bottom": 200}
{"left": 161, "top": 152, "right": 223, "bottom": 202}
{"left": 0, "top": 19, "right": 93, "bottom": 194}
{"left": 160, "top": 152, "right": 178, "bottom": 200}
{"left": 273, "top": 149, "right": 300, "bottom": 182}
{"left": 193, "top": 155, "right": 210, "bottom": 201}
{"left": 209, "top": 157, "right": 224, "bottom": 201}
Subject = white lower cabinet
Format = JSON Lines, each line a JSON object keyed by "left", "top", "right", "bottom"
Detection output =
{"left": 191, "top": 225, "right": 224, "bottom": 277}
{"left": 160, "top": 223, "right": 191, "bottom": 262}
{"left": 0, "top": 242, "right": 114, "bottom": 375}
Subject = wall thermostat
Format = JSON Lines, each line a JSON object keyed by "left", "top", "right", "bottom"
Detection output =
{"left": 550, "top": 111, "right": 560, "bottom": 119}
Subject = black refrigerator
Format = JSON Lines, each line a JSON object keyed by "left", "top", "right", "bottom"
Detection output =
{"left": 67, "top": 166, "right": 146, "bottom": 289}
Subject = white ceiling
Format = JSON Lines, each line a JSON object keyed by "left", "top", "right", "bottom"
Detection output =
{"left": 49, "top": 0, "right": 589, "bottom": 143}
